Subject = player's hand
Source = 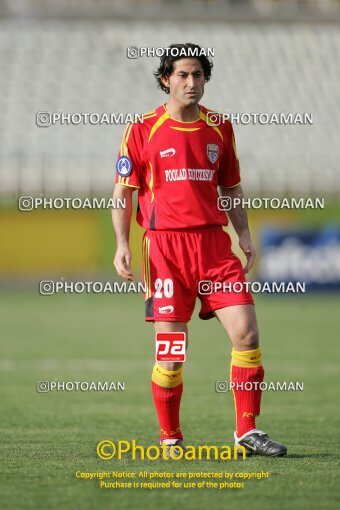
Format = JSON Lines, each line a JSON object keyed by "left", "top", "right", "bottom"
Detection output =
{"left": 239, "top": 233, "right": 256, "bottom": 274}
{"left": 113, "top": 244, "right": 133, "bottom": 281}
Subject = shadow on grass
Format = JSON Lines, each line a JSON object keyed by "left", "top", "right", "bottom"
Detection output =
{"left": 242, "top": 453, "right": 335, "bottom": 461}
{"left": 285, "top": 453, "right": 334, "bottom": 459}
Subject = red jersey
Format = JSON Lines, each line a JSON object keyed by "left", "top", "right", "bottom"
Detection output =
{"left": 115, "top": 104, "right": 241, "bottom": 230}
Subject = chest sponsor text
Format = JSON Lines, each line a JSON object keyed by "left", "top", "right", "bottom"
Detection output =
{"left": 164, "top": 168, "right": 215, "bottom": 182}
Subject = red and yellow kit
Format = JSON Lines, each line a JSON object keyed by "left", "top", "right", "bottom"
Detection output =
{"left": 115, "top": 104, "right": 253, "bottom": 321}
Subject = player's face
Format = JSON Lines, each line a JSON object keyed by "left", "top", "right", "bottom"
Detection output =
{"left": 162, "top": 59, "right": 205, "bottom": 107}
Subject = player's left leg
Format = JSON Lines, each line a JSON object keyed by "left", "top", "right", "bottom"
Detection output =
{"left": 215, "top": 304, "right": 262, "bottom": 436}
{"left": 151, "top": 321, "right": 188, "bottom": 457}
{"left": 215, "top": 304, "right": 287, "bottom": 457}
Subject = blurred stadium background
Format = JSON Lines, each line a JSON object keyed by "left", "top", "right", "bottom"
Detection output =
{"left": 0, "top": 0, "right": 339, "bottom": 283}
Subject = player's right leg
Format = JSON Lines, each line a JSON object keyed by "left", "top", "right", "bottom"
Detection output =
{"left": 142, "top": 230, "right": 197, "bottom": 458}
{"left": 152, "top": 321, "right": 188, "bottom": 458}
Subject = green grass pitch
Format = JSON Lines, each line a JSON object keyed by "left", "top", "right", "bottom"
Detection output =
{"left": 0, "top": 291, "right": 339, "bottom": 510}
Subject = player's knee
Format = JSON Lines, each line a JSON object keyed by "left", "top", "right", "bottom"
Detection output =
{"left": 236, "top": 329, "right": 259, "bottom": 350}
{"left": 158, "top": 361, "right": 183, "bottom": 371}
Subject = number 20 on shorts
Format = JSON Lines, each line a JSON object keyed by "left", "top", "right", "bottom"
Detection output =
{"left": 154, "top": 278, "right": 174, "bottom": 298}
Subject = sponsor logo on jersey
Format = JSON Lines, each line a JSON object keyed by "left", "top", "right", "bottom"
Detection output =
{"left": 116, "top": 156, "right": 132, "bottom": 176}
{"left": 160, "top": 148, "right": 176, "bottom": 158}
{"left": 159, "top": 305, "right": 174, "bottom": 314}
{"left": 207, "top": 143, "right": 219, "bottom": 164}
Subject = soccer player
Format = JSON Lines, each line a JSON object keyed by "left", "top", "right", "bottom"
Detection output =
{"left": 112, "top": 43, "right": 287, "bottom": 457}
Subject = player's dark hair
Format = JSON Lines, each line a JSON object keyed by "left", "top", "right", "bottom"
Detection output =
{"left": 154, "top": 43, "right": 213, "bottom": 94}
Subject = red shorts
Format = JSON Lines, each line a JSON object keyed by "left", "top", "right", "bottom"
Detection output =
{"left": 142, "top": 226, "right": 254, "bottom": 322}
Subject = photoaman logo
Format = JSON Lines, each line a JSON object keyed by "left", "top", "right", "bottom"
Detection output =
{"left": 96, "top": 440, "right": 246, "bottom": 461}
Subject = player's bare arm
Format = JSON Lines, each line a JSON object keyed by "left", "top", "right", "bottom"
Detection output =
{"left": 220, "top": 184, "right": 256, "bottom": 274}
{"left": 112, "top": 183, "right": 133, "bottom": 281}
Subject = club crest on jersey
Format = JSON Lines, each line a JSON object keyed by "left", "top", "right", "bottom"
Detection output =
{"left": 116, "top": 156, "right": 132, "bottom": 177}
{"left": 207, "top": 144, "right": 219, "bottom": 164}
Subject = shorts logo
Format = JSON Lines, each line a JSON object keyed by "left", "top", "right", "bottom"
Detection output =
{"left": 155, "top": 332, "right": 186, "bottom": 362}
{"left": 207, "top": 144, "right": 219, "bottom": 164}
{"left": 159, "top": 305, "right": 174, "bottom": 314}
{"left": 116, "top": 156, "right": 132, "bottom": 177}
{"left": 160, "top": 148, "right": 176, "bottom": 158}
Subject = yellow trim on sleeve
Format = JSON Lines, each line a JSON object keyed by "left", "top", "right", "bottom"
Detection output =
{"left": 148, "top": 162, "right": 155, "bottom": 203}
{"left": 116, "top": 180, "right": 140, "bottom": 189}
{"left": 231, "top": 131, "right": 239, "bottom": 159}
{"left": 120, "top": 122, "right": 133, "bottom": 156}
